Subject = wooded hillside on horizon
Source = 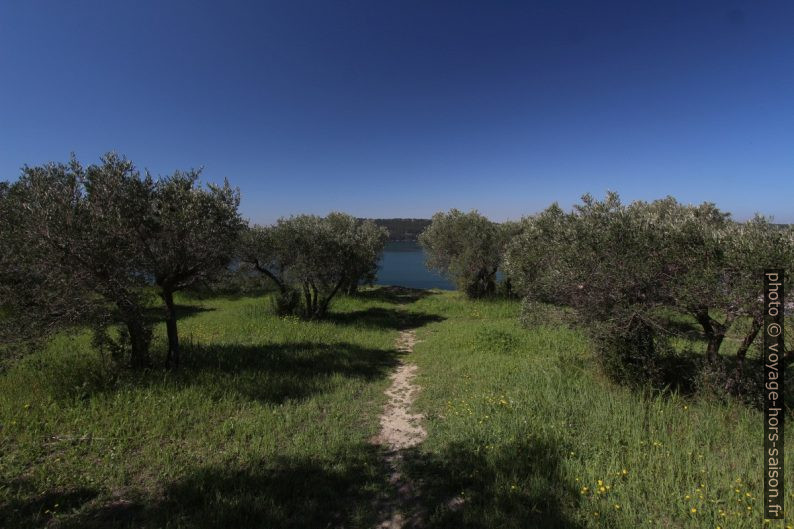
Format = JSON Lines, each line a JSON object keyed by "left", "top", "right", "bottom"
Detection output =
{"left": 364, "top": 218, "right": 431, "bottom": 242}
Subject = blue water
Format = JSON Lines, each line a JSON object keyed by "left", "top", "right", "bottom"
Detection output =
{"left": 375, "top": 242, "right": 454, "bottom": 290}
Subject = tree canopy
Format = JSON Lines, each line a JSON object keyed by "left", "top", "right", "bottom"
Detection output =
{"left": 136, "top": 169, "right": 243, "bottom": 367}
{"left": 243, "top": 213, "right": 387, "bottom": 318}
{"left": 0, "top": 154, "right": 243, "bottom": 368}
{"left": 504, "top": 193, "right": 794, "bottom": 388}
{"left": 0, "top": 154, "right": 154, "bottom": 365}
{"left": 419, "top": 209, "right": 506, "bottom": 298}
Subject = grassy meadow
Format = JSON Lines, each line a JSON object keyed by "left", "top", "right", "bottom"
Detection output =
{"left": 1, "top": 287, "right": 792, "bottom": 528}
{"left": 403, "top": 294, "right": 792, "bottom": 528}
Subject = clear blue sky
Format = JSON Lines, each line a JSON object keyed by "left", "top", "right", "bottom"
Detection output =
{"left": 1, "top": 1, "right": 792, "bottom": 223}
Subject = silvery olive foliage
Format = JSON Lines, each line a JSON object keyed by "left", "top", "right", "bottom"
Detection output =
{"left": 419, "top": 209, "right": 508, "bottom": 298}
{"left": 0, "top": 154, "right": 243, "bottom": 368}
{"left": 340, "top": 218, "right": 391, "bottom": 295}
{"left": 243, "top": 213, "right": 387, "bottom": 318}
{"left": 504, "top": 192, "right": 794, "bottom": 387}
{"left": 136, "top": 170, "right": 244, "bottom": 368}
{"left": 0, "top": 154, "right": 154, "bottom": 366}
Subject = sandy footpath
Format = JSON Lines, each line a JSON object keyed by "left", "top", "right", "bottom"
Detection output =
{"left": 373, "top": 329, "right": 427, "bottom": 529}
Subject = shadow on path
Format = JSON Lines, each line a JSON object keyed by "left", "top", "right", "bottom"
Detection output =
{"left": 26, "top": 438, "right": 598, "bottom": 529}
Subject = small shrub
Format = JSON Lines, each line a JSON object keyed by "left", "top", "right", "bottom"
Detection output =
{"left": 694, "top": 357, "right": 772, "bottom": 409}
{"left": 589, "top": 318, "right": 667, "bottom": 387}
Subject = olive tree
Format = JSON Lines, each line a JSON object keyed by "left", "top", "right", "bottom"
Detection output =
{"left": 0, "top": 154, "right": 244, "bottom": 369}
{"left": 243, "top": 213, "right": 387, "bottom": 318}
{"left": 619, "top": 199, "right": 794, "bottom": 374}
{"left": 338, "top": 217, "right": 389, "bottom": 295}
{"left": 419, "top": 209, "right": 504, "bottom": 297}
{"left": 240, "top": 223, "right": 293, "bottom": 297}
{"left": 0, "top": 154, "right": 154, "bottom": 366}
{"left": 507, "top": 194, "right": 698, "bottom": 382}
{"left": 136, "top": 170, "right": 243, "bottom": 368}
{"left": 668, "top": 213, "right": 794, "bottom": 369}
{"left": 505, "top": 193, "right": 794, "bottom": 385}
{"left": 501, "top": 202, "right": 568, "bottom": 303}
{"left": 724, "top": 219, "right": 794, "bottom": 372}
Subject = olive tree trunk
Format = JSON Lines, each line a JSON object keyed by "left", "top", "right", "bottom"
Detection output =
{"left": 162, "top": 289, "right": 180, "bottom": 369}
{"left": 694, "top": 307, "right": 730, "bottom": 363}
{"left": 731, "top": 315, "right": 763, "bottom": 381}
{"left": 119, "top": 300, "right": 151, "bottom": 368}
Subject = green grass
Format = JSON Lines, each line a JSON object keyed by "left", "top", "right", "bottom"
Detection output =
{"left": 0, "top": 292, "right": 405, "bottom": 528}
{"left": 1, "top": 287, "right": 792, "bottom": 528}
{"left": 402, "top": 293, "right": 794, "bottom": 528}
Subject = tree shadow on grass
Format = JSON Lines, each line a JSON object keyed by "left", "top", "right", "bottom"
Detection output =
{"left": 54, "top": 445, "right": 391, "bottom": 529}
{"left": 40, "top": 339, "right": 399, "bottom": 405}
{"left": 328, "top": 307, "right": 445, "bottom": 331}
{"left": 142, "top": 303, "right": 216, "bottom": 323}
{"left": 352, "top": 286, "right": 435, "bottom": 305}
{"left": 37, "top": 438, "right": 599, "bottom": 529}
{"left": 400, "top": 438, "right": 595, "bottom": 529}
{"left": 177, "top": 341, "right": 400, "bottom": 403}
{"left": 0, "top": 478, "right": 99, "bottom": 529}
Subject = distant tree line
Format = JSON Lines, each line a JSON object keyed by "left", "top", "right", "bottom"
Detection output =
{"left": 0, "top": 153, "right": 389, "bottom": 369}
{"left": 365, "top": 218, "right": 431, "bottom": 242}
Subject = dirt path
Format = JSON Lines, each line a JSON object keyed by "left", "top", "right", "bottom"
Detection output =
{"left": 373, "top": 329, "right": 427, "bottom": 529}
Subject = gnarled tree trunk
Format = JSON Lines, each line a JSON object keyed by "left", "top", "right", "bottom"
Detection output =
{"left": 119, "top": 302, "right": 151, "bottom": 368}
{"left": 162, "top": 288, "right": 180, "bottom": 369}
{"left": 694, "top": 307, "right": 730, "bottom": 363}
{"left": 732, "top": 315, "right": 763, "bottom": 382}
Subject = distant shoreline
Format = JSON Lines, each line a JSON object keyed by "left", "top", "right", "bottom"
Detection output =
{"left": 362, "top": 218, "right": 431, "bottom": 243}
